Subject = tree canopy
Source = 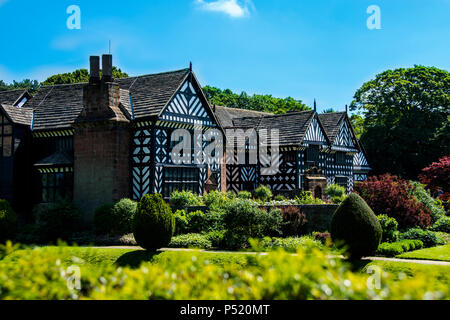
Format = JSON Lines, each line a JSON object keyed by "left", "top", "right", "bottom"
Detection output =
{"left": 203, "top": 85, "right": 310, "bottom": 114}
{"left": 351, "top": 65, "right": 450, "bottom": 179}
{"left": 0, "top": 79, "right": 40, "bottom": 94}
{"left": 41, "top": 67, "right": 129, "bottom": 86}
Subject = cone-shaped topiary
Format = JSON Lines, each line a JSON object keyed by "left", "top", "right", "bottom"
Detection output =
{"left": 330, "top": 193, "right": 382, "bottom": 258}
{"left": 133, "top": 194, "right": 174, "bottom": 251}
{"left": 0, "top": 199, "right": 18, "bottom": 243}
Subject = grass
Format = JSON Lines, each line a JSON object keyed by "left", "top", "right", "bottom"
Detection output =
{"left": 397, "top": 244, "right": 450, "bottom": 262}
{"left": 360, "top": 260, "right": 450, "bottom": 285}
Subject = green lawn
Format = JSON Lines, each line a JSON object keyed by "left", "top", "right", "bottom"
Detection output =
{"left": 397, "top": 244, "right": 450, "bottom": 262}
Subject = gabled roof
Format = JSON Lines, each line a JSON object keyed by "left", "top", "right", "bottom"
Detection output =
{"left": 0, "top": 89, "right": 30, "bottom": 106}
{"left": 214, "top": 105, "right": 272, "bottom": 128}
{"left": 116, "top": 69, "right": 190, "bottom": 119}
{"left": 23, "top": 68, "right": 191, "bottom": 131}
{"left": 230, "top": 110, "right": 317, "bottom": 147}
{"left": 318, "top": 112, "right": 346, "bottom": 143}
{"left": 0, "top": 104, "right": 33, "bottom": 126}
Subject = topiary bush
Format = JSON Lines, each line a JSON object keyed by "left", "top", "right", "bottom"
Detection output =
{"left": 254, "top": 185, "right": 273, "bottom": 202}
{"left": 36, "top": 199, "right": 82, "bottom": 242}
{"left": 376, "top": 240, "right": 424, "bottom": 257}
{"left": 0, "top": 200, "right": 18, "bottom": 244}
{"left": 110, "top": 199, "right": 137, "bottom": 235}
{"left": 330, "top": 193, "right": 382, "bottom": 258}
{"left": 399, "top": 228, "right": 445, "bottom": 248}
{"left": 377, "top": 214, "right": 400, "bottom": 243}
{"left": 93, "top": 203, "right": 115, "bottom": 236}
{"left": 133, "top": 194, "right": 175, "bottom": 251}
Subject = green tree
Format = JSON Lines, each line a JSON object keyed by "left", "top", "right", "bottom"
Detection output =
{"left": 0, "top": 79, "right": 40, "bottom": 93}
{"left": 351, "top": 66, "right": 450, "bottom": 179}
{"left": 41, "top": 67, "right": 129, "bottom": 86}
{"left": 203, "top": 86, "right": 310, "bottom": 114}
{"left": 350, "top": 113, "right": 365, "bottom": 139}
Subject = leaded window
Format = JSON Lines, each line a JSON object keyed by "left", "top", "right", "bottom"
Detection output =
{"left": 163, "top": 167, "right": 199, "bottom": 198}
{"left": 335, "top": 152, "right": 346, "bottom": 165}
{"left": 40, "top": 172, "right": 73, "bottom": 203}
{"left": 306, "top": 145, "right": 320, "bottom": 166}
{"left": 0, "top": 114, "right": 13, "bottom": 158}
{"left": 335, "top": 177, "right": 348, "bottom": 190}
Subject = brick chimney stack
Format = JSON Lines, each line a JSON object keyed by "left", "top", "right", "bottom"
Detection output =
{"left": 102, "top": 54, "right": 113, "bottom": 83}
{"left": 89, "top": 56, "right": 100, "bottom": 84}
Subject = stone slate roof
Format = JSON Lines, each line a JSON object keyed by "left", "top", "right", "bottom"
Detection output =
{"left": 34, "top": 151, "right": 74, "bottom": 167}
{"left": 318, "top": 112, "right": 346, "bottom": 143}
{"left": 227, "top": 109, "right": 316, "bottom": 147}
{"left": 116, "top": 69, "right": 190, "bottom": 118}
{"left": 0, "top": 104, "right": 33, "bottom": 126}
{"left": 22, "top": 69, "right": 190, "bottom": 131}
{"left": 214, "top": 105, "right": 272, "bottom": 128}
{"left": 0, "top": 89, "right": 29, "bottom": 106}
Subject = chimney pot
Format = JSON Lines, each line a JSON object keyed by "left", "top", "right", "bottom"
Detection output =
{"left": 89, "top": 56, "right": 100, "bottom": 84}
{"left": 102, "top": 54, "right": 113, "bottom": 82}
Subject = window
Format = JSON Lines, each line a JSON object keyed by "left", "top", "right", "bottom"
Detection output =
{"left": 335, "top": 152, "right": 346, "bottom": 165}
{"left": 335, "top": 177, "right": 348, "bottom": 190}
{"left": 163, "top": 167, "right": 200, "bottom": 198}
{"left": 0, "top": 115, "right": 13, "bottom": 158}
{"left": 306, "top": 145, "right": 320, "bottom": 165}
{"left": 40, "top": 172, "right": 73, "bottom": 203}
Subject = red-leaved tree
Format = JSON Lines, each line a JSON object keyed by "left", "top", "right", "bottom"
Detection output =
{"left": 419, "top": 156, "right": 450, "bottom": 205}
{"left": 354, "top": 174, "right": 432, "bottom": 230}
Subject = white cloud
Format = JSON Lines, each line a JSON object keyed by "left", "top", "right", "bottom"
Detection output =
{"left": 195, "top": 0, "right": 253, "bottom": 18}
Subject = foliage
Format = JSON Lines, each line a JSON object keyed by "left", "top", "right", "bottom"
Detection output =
{"left": 93, "top": 204, "right": 115, "bottom": 236}
{"left": 237, "top": 191, "right": 252, "bottom": 200}
{"left": 376, "top": 240, "right": 424, "bottom": 257}
{"left": 350, "top": 66, "right": 450, "bottom": 179}
{"left": 0, "top": 79, "right": 40, "bottom": 94}
{"left": 0, "top": 244, "right": 448, "bottom": 299}
{"left": 222, "top": 199, "right": 282, "bottom": 249}
{"left": 203, "top": 86, "right": 310, "bottom": 114}
{"left": 169, "top": 233, "right": 212, "bottom": 249}
{"left": 431, "top": 215, "right": 450, "bottom": 233}
{"left": 280, "top": 206, "right": 308, "bottom": 237}
{"left": 110, "top": 199, "right": 138, "bottom": 235}
{"left": 133, "top": 194, "right": 174, "bottom": 251}
{"left": 326, "top": 184, "right": 346, "bottom": 198}
{"left": 419, "top": 156, "right": 450, "bottom": 210}
{"left": 174, "top": 210, "right": 189, "bottom": 235}
{"left": 409, "top": 181, "right": 446, "bottom": 223}
{"left": 354, "top": 174, "right": 432, "bottom": 229}
{"left": 203, "top": 190, "right": 228, "bottom": 209}
{"left": 274, "top": 195, "right": 287, "bottom": 201}
{"left": 169, "top": 190, "right": 203, "bottom": 208}
{"left": 203, "top": 230, "right": 226, "bottom": 248}
{"left": 254, "top": 185, "right": 273, "bottom": 202}
{"left": 330, "top": 193, "right": 382, "bottom": 258}
{"left": 0, "top": 200, "right": 18, "bottom": 243}
{"left": 41, "top": 67, "right": 129, "bottom": 86}
{"left": 400, "top": 228, "right": 445, "bottom": 248}
{"left": 295, "top": 191, "right": 325, "bottom": 205}
{"left": 314, "top": 232, "right": 333, "bottom": 246}
{"left": 350, "top": 113, "right": 365, "bottom": 139}
{"left": 36, "top": 199, "right": 82, "bottom": 242}
{"left": 377, "top": 215, "right": 400, "bottom": 243}
{"left": 257, "top": 236, "right": 322, "bottom": 253}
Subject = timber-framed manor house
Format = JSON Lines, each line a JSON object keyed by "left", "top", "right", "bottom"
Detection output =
{"left": 0, "top": 55, "right": 370, "bottom": 222}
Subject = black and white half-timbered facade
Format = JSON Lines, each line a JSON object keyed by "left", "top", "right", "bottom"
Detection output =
{"left": 0, "top": 54, "right": 371, "bottom": 222}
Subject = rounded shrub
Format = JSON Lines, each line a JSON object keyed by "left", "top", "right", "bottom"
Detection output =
{"left": 399, "top": 228, "right": 445, "bottom": 248}
{"left": 169, "top": 190, "right": 203, "bottom": 208}
{"left": 377, "top": 214, "right": 399, "bottom": 243}
{"left": 0, "top": 200, "right": 18, "bottom": 243}
{"left": 330, "top": 193, "right": 382, "bottom": 258}
{"left": 254, "top": 185, "right": 273, "bottom": 202}
{"left": 133, "top": 194, "right": 174, "bottom": 251}
{"left": 326, "top": 184, "right": 346, "bottom": 198}
{"left": 110, "top": 198, "right": 137, "bottom": 235}
{"left": 237, "top": 191, "right": 252, "bottom": 200}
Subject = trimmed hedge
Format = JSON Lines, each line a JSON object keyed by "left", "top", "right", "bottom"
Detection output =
{"left": 0, "top": 200, "right": 18, "bottom": 243}
{"left": 330, "top": 193, "right": 382, "bottom": 258}
{"left": 376, "top": 240, "right": 424, "bottom": 257}
{"left": 169, "top": 233, "right": 212, "bottom": 249}
{"left": 133, "top": 194, "right": 174, "bottom": 251}
{"left": 399, "top": 228, "right": 445, "bottom": 248}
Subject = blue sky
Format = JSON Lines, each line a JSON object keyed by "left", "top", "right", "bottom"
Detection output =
{"left": 0, "top": 0, "right": 449, "bottom": 112}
